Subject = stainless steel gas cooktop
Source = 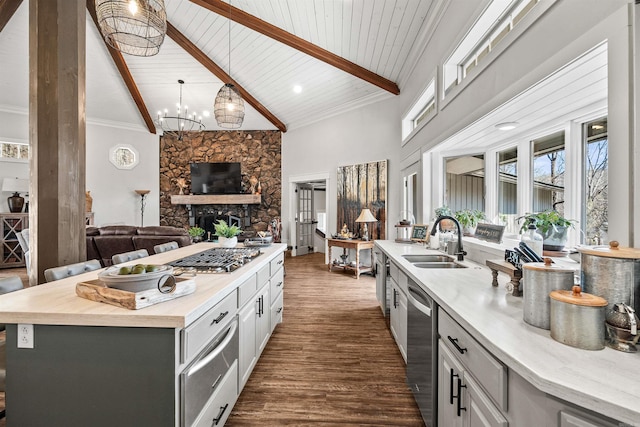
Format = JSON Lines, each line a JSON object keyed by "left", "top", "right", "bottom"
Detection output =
{"left": 169, "top": 247, "right": 262, "bottom": 273}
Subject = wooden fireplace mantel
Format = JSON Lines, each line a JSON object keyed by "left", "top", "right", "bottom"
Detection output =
{"left": 170, "top": 194, "right": 261, "bottom": 205}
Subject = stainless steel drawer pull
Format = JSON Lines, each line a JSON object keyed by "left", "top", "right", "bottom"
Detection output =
{"left": 447, "top": 335, "right": 467, "bottom": 354}
{"left": 212, "top": 403, "right": 229, "bottom": 425}
{"left": 210, "top": 311, "right": 229, "bottom": 325}
{"left": 210, "top": 374, "right": 223, "bottom": 390}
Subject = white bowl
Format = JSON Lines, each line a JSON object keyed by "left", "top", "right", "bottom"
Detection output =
{"left": 98, "top": 265, "right": 174, "bottom": 293}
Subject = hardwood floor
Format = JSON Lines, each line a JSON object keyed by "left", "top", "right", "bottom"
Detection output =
{"left": 228, "top": 252, "right": 424, "bottom": 426}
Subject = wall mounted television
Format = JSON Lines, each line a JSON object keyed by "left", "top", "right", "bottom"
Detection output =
{"left": 190, "top": 162, "right": 242, "bottom": 194}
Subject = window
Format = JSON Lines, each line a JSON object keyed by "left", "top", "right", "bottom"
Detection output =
{"left": 583, "top": 118, "right": 608, "bottom": 245}
{"left": 532, "top": 131, "right": 565, "bottom": 216}
{"left": 497, "top": 147, "right": 518, "bottom": 234}
{"left": 402, "top": 78, "right": 436, "bottom": 142}
{"left": 443, "top": 0, "right": 539, "bottom": 96}
{"left": 444, "top": 155, "right": 485, "bottom": 212}
{"left": 0, "top": 142, "right": 29, "bottom": 160}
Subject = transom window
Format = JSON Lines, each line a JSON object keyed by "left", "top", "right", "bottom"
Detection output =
{"left": 402, "top": 78, "right": 436, "bottom": 142}
{"left": 443, "top": 0, "right": 539, "bottom": 96}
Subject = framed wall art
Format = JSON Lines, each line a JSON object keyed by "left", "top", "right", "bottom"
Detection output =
{"left": 337, "top": 160, "right": 387, "bottom": 240}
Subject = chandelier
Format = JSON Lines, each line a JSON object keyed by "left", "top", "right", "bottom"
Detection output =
{"left": 214, "top": 1, "right": 245, "bottom": 129}
{"left": 156, "top": 80, "right": 205, "bottom": 140}
{"left": 95, "top": 0, "right": 167, "bottom": 57}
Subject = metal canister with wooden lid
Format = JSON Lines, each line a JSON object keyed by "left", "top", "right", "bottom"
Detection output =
{"left": 578, "top": 241, "right": 640, "bottom": 315}
{"left": 550, "top": 286, "right": 608, "bottom": 350}
{"left": 522, "top": 258, "right": 575, "bottom": 329}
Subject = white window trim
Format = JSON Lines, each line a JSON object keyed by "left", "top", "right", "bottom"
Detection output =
{"left": 440, "top": 0, "right": 555, "bottom": 110}
{"left": 402, "top": 72, "right": 438, "bottom": 145}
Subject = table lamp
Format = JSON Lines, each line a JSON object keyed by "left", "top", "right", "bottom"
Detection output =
{"left": 355, "top": 208, "right": 378, "bottom": 241}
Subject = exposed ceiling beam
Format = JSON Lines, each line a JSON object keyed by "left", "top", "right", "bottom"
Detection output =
{"left": 190, "top": 0, "right": 400, "bottom": 95}
{"left": 0, "top": 0, "right": 23, "bottom": 33}
{"left": 86, "top": 0, "right": 156, "bottom": 135}
{"left": 166, "top": 21, "right": 287, "bottom": 132}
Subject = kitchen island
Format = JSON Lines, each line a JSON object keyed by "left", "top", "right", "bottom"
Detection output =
{"left": 375, "top": 240, "right": 639, "bottom": 427}
{"left": 0, "top": 242, "right": 286, "bottom": 427}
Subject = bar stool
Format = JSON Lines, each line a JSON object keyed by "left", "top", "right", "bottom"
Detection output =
{"left": 111, "top": 249, "right": 149, "bottom": 265}
{"left": 43, "top": 259, "right": 102, "bottom": 282}
{"left": 0, "top": 276, "right": 24, "bottom": 419}
{"left": 153, "top": 241, "right": 179, "bottom": 254}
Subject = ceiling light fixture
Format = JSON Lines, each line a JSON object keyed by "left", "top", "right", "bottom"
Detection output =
{"left": 495, "top": 122, "right": 519, "bottom": 131}
{"left": 156, "top": 80, "right": 205, "bottom": 140}
{"left": 95, "top": 0, "right": 167, "bottom": 57}
{"left": 214, "top": 0, "right": 245, "bottom": 129}
{"left": 293, "top": 85, "right": 303, "bottom": 94}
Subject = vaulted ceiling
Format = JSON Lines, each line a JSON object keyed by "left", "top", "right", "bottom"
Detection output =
{"left": 0, "top": 0, "right": 441, "bottom": 134}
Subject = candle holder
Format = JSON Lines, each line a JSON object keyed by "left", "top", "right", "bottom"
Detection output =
{"left": 135, "top": 190, "right": 150, "bottom": 226}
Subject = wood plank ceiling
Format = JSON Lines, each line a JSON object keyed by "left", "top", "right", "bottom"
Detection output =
{"left": 0, "top": 0, "right": 439, "bottom": 134}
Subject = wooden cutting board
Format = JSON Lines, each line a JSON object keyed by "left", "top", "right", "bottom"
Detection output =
{"left": 76, "top": 277, "right": 196, "bottom": 310}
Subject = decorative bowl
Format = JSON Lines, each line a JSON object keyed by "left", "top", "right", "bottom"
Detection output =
{"left": 98, "top": 265, "right": 175, "bottom": 293}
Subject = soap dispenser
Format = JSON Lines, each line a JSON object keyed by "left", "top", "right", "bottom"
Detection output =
{"left": 522, "top": 221, "right": 544, "bottom": 258}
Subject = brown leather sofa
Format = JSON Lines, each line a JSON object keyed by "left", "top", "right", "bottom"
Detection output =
{"left": 86, "top": 225, "right": 191, "bottom": 267}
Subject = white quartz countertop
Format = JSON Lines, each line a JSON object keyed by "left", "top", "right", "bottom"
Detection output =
{"left": 375, "top": 240, "right": 640, "bottom": 427}
{"left": 0, "top": 243, "right": 286, "bottom": 329}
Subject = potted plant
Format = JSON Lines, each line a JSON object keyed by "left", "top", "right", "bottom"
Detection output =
{"left": 434, "top": 205, "right": 456, "bottom": 232}
{"left": 518, "top": 210, "right": 576, "bottom": 251}
{"left": 214, "top": 220, "right": 242, "bottom": 248}
{"left": 454, "top": 209, "right": 486, "bottom": 235}
{"left": 188, "top": 226, "right": 205, "bottom": 243}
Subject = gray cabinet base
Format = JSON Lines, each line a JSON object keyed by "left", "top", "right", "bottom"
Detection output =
{"left": 6, "top": 324, "right": 175, "bottom": 427}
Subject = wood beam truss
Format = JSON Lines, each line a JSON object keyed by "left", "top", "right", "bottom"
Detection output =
{"left": 190, "top": 0, "right": 400, "bottom": 95}
{"left": 0, "top": 0, "right": 23, "bottom": 33}
{"left": 85, "top": 0, "right": 156, "bottom": 135}
{"left": 166, "top": 22, "right": 287, "bottom": 132}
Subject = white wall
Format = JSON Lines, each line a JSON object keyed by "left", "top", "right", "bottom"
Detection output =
{"left": 282, "top": 97, "right": 401, "bottom": 246}
{"left": 86, "top": 123, "right": 160, "bottom": 226}
{"left": 0, "top": 108, "right": 160, "bottom": 226}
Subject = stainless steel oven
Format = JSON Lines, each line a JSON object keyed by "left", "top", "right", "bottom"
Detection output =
{"left": 406, "top": 279, "right": 437, "bottom": 427}
{"left": 180, "top": 317, "right": 239, "bottom": 427}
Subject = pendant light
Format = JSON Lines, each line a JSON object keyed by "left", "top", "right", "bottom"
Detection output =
{"left": 214, "top": 1, "right": 245, "bottom": 129}
{"left": 95, "top": 0, "right": 167, "bottom": 57}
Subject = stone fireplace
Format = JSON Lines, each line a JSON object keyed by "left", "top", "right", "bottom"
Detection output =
{"left": 159, "top": 131, "right": 281, "bottom": 238}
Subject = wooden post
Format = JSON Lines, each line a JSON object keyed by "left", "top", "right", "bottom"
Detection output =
{"left": 29, "top": 0, "right": 86, "bottom": 285}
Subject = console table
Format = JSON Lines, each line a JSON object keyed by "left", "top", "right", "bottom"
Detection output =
{"left": 327, "top": 238, "right": 375, "bottom": 279}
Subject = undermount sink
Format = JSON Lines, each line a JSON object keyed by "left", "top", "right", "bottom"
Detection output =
{"left": 412, "top": 262, "right": 467, "bottom": 269}
{"left": 402, "top": 254, "right": 455, "bottom": 263}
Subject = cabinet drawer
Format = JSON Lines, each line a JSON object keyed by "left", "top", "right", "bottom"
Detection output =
{"left": 439, "top": 309, "right": 507, "bottom": 411}
{"left": 237, "top": 274, "right": 258, "bottom": 309}
{"left": 182, "top": 291, "right": 237, "bottom": 363}
{"left": 257, "top": 263, "right": 270, "bottom": 288}
{"left": 270, "top": 252, "right": 285, "bottom": 275}
{"left": 269, "top": 267, "right": 284, "bottom": 304}
{"left": 192, "top": 361, "right": 238, "bottom": 427}
{"left": 389, "top": 262, "right": 408, "bottom": 293}
{"left": 270, "top": 289, "right": 284, "bottom": 332}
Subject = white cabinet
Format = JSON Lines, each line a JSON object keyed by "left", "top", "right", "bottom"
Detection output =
{"left": 239, "top": 281, "right": 269, "bottom": 390}
{"left": 238, "top": 251, "right": 284, "bottom": 392}
{"left": 438, "top": 309, "right": 508, "bottom": 427}
{"left": 389, "top": 277, "right": 407, "bottom": 363}
{"left": 438, "top": 341, "right": 508, "bottom": 427}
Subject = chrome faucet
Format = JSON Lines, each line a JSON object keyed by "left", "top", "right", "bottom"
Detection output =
{"left": 430, "top": 216, "right": 467, "bottom": 261}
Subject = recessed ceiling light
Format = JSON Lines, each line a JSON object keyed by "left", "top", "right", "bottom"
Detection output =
{"left": 495, "top": 122, "right": 518, "bottom": 131}
{"left": 202, "top": 111, "right": 210, "bottom": 117}
{"left": 293, "top": 85, "right": 302, "bottom": 94}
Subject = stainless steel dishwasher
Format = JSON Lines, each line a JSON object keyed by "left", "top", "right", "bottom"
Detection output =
{"left": 406, "top": 278, "right": 437, "bottom": 427}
